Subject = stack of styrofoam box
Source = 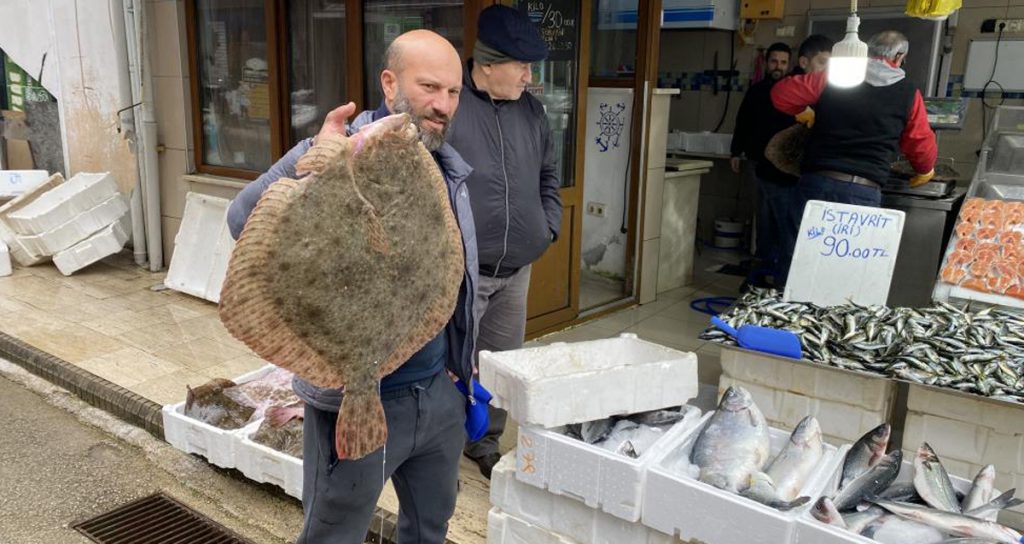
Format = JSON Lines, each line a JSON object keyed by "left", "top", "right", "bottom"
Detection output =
{"left": 718, "top": 345, "right": 898, "bottom": 446}
{"left": 902, "top": 384, "right": 1024, "bottom": 528}
{"left": 480, "top": 333, "right": 702, "bottom": 543}
{"left": 793, "top": 458, "right": 990, "bottom": 543}
{"left": 490, "top": 452, "right": 686, "bottom": 544}
{"left": 642, "top": 412, "right": 848, "bottom": 544}
{"left": 164, "top": 192, "right": 236, "bottom": 303}
{"left": 0, "top": 172, "right": 65, "bottom": 266}
{"left": 0, "top": 170, "right": 50, "bottom": 200}
{"left": 162, "top": 363, "right": 305, "bottom": 498}
{"left": 0, "top": 172, "right": 129, "bottom": 274}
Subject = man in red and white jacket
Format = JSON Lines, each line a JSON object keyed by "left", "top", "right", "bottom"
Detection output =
{"left": 769, "top": 30, "right": 937, "bottom": 286}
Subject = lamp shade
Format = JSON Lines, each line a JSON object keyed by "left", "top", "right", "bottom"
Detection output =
{"left": 828, "top": 15, "right": 869, "bottom": 88}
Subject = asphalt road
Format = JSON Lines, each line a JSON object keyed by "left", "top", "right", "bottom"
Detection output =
{"left": 0, "top": 360, "right": 304, "bottom": 544}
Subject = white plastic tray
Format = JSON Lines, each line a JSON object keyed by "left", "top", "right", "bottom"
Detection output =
{"left": 161, "top": 364, "right": 276, "bottom": 469}
{"left": 164, "top": 192, "right": 235, "bottom": 303}
{"left": 641, "top": 412, "right": 846, "bottom": 544}
{"left": 479, "top": 333, "right": 699, "bottom": 429}
{"left": 6, "top": 172, "right": 119, "bottom": 234}
{"left": 515, "top": 405, "right": 702, "bottom": 522}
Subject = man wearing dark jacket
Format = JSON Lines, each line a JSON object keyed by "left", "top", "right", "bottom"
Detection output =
{"left": 730, "top": 42, "right": 795, "bottom": 283}
{"left": 771, "top": 30, "right": 936, "bottom": 285}
{"left": 227, "top": 30, "right": 477, "bottom": 544}
{"left": 447, "top": 5, "right": 562, "bottom": 478}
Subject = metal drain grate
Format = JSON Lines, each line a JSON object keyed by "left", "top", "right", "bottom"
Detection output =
{"left": 72, "top": 493, "right": 252, "bottom": 544}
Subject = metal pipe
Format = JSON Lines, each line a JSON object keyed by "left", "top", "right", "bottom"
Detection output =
{"left": 112, "top": 0, "right": 148, "bottom": 267}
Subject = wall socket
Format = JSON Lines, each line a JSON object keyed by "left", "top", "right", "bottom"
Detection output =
{"left": 586, "top": 201, "right": 607, "bottom": 218}
{"left": 982, "top": 18, "right": 1024, "bottom": 33}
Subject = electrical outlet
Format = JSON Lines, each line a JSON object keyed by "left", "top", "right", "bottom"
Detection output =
{"left": 586, "top": 202, "right": 607, "bottom": 218}
{"left": 985, "top": 18, "right": 1024, "bottom": 33}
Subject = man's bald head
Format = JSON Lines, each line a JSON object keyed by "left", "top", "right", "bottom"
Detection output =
{"left": 379, "top": 30, "right": 463, "bottom": 151}
{"left": 385, "top": 30, "right": 460, "bottom": 76}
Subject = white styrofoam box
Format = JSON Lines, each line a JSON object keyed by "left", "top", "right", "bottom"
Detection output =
{"left": 52, "top": 213, "right": 130, "bottom": 275}
{"left": 902, "top": 384, "right": 1024, "bottom": 521}
{"left": 0, "top": 240, "right": 10, "bottom": 277}
{"left": 0, "top": 173, "right": 64, "bottom": 266}
{"left": 514, "top": 405, "right": 702, "bottom": 522}
{"left": 492, "top": 452, "right": 681, "bottom": 544}
{"left": 6, "top": 172, "right": 119, "bottom": 235}
{"left": 793, "top": 459, "right": 983, "bottom": 543}
{"left": 479, "top": 333, "right": 699, "bottom": 429}
{"left": 18, "top": 193, "right": 128, "bottom": 256}
{"left": 642, "top": 412, "right": 847, "bottom": 544}
{"left": 719, "top": 346, "right": 897, "bottom": 445}
{"left": 164, "top": 192, "right": 236, "bottom": 303}
{"left": 161, "top": 364, "right": 276, "bottom": 469}
{"left": 0, "top": 170, "right": 50, "bottom": 199}
{"left": 236, "top": 419, "right": 303, "bottom": 499}
{"left": 487, "top": 508, "right": 577, "bottom": 544}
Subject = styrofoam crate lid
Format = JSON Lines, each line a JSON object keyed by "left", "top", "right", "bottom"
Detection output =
{"left": 164, "top": 192, "right": 235, "bottom": 303}
{"left": 0, "top": 170, "right": 50, "bottom": 198}
{"left": 479, "top": 333, "right": 699, "bottom": 428}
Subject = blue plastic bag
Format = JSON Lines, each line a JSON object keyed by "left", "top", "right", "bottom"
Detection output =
{"left": 455, "top": 378, "right": 492, "bottom": 442}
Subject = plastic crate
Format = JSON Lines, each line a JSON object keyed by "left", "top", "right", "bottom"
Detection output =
{"left": 479, "top": 333, "right": 699, "bottom": 429}
{"left": 514, "top": 405, "right": 702, "bottom": 522}
{"left": 161, "top": 364, "right": 276, "bottom": 469}
{"left": 164, "top": 192, "right": 235, "bottom": 303}
{"left": 641, "top": 412, "right": 846, "bottom": 544}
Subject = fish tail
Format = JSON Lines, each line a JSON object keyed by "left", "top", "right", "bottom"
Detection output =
{"left": 334, "top": 391, "right": 388, "bottom": 460}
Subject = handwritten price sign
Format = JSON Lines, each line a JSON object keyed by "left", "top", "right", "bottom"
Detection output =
{"left": 785, "top": 200, "right": 905, "bottom": 307}
{"left": 519, "top": 0, "right": 578, "bottom": 61}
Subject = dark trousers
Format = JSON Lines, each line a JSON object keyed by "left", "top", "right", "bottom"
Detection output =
{"left": 755, "top": 177, "right": 800, "bottom": 280}
{"left": 776, "top": 172, "right": 883, "bottom": 286}
{"left": 297, "top": 373, "right": 466, "bottom": 544}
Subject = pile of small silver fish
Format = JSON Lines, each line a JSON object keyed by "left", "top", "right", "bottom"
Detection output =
{"left": 681, "top": 386, "right": 823, "bottom": 510}
{"left": 701, "top": 288, "right": 1024, "bottom": 404}
{"left": 812, "top": 423, "right": 1023, "bottom": 543}
{"left": 564, "top": 406, "right": 692, "bottom": 458}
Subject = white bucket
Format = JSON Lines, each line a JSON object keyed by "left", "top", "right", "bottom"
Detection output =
{"left": 713, "top": 218, "right": 744, "bottom": 248}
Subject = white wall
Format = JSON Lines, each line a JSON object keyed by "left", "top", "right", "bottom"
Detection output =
{"left": 0, "top": 0, "right": 138, "bottom": 193}
{"left": 581, "top": 88, "right": 634, "bottom": 280}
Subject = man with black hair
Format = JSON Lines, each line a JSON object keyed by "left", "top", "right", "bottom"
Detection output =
{"left": 794, "top": 34, "right": 834, "bottom": 75}
{"left": 730, "top": 42, "right": 795, "bottom": 285}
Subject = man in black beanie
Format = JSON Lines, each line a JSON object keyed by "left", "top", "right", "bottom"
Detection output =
{"left": 447, "top": 4, "right": 562, "bottom": 479}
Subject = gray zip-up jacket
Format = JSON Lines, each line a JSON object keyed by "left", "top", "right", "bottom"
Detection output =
{"left": 447, "top": 61, "right": 562, "bottom": 276}
{"left": 226, "top": 106, "right": 479, "bottom": 411}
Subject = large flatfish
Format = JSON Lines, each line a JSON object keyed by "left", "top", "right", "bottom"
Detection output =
{"left": 219, "top": 113, "right": 464, "bottom": 460}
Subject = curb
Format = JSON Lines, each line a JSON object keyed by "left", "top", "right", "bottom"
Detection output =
{"left": 0, "top": 330, "right": 164, "bottom": 438}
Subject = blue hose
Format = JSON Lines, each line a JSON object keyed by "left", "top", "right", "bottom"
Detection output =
{"left": 690, "top": 296, "right": 736, "bottom": 316}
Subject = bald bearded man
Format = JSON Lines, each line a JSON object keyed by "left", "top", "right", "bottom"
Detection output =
{"left": 227, "top": 30, "right": 478, "bottom": 544}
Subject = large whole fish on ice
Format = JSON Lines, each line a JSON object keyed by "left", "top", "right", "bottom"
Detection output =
{"left": 219, "top": 113, "right": 464, "bottom": 460}
{"left": 690, "top": 385, "right": 770, "bottom": 493}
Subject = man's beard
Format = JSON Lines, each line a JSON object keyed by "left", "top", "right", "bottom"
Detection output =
{"left": 769, "top": 69, "right": 784, "bottom": 80}
{"left": 392, "top": 91, "right": 450, "bottom": 151}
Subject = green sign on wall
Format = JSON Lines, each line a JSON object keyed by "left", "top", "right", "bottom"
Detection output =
{"left": 4, "top": 54, "right": 52, "bottom": 112}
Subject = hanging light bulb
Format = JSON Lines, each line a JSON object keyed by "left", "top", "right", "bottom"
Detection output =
{"left": 828, "top": 1, "right": 869, "bottom": 88}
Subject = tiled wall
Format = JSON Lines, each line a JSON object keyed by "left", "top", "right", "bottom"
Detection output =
{"left": 149, "top": 0, "right": 200, "bottom": 263}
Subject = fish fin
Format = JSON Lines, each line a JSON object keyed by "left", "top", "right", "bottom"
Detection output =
{"left": 364, "top": 206, "right": 391, "bottom": 255}
{"left": 774, "top": 496, "right": 811, "bottom": 511}
{"left": 185, "top": 385, "right": 195, "bottom": 412}
{"left": 334, "top": 390, "right": 388, "bottom": 460}
{"left": 266, "top": 405, "right": 300, "bottom": 427}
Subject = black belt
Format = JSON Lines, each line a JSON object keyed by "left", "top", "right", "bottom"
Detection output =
{"left": 813, "top": 170, "right": 881, "bottom": 189}
{"left": 479, "top": 263, "right": 520, "bottom": 279}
